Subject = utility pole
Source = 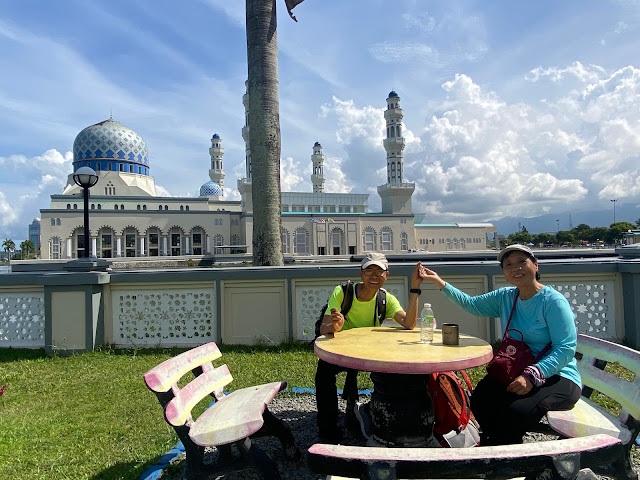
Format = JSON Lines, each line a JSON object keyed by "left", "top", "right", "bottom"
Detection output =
{"left": 610, "top": 199, "right": 618, "bottom": 224}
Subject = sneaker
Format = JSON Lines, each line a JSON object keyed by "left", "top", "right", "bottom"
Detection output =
{"left": 354, "top": 401, "right": 373, "bottom": 440}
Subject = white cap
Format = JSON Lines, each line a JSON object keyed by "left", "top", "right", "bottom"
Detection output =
{"left": 424, "top": 303, "right": 431, "bottom": 307}
{"left": 497, "top": 244, "right": 536, "bottom": 263}
{"left": 361, "top": 252, "right": 388, "bottom": 270}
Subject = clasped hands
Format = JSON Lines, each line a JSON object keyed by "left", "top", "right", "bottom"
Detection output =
{"left": 507, "top": 375, "right": 533, "bottom": 395}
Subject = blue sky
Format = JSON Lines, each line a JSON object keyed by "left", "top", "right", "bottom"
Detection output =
{"left": 1, "top": 0, "right": 640, "bottom": 243}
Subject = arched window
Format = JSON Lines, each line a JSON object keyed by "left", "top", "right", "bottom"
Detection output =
{"left": 147, "top": 227, "right": 161, "bottom": 256}
{"left": 170, "top": 227, "right": 183, "bottom": 256}
{"left": 363, "top": 227, "right": 376, "bottom": 251}
{"left": 191, "top": 227, "right": 204, "bottom": 255}
{"left": 294, "top": 227, "right": 309, "bottom": 254}
{"left": 159, "top": 206, "right": 163, "bottom": 211}
{"left": 97, "top": 204, "right": 101, "bottom": 210}
{"left": 120, "top": 204, "right": 124, "bottom": 210}
{"left": 381, "top": 226, "right": 393, "bottom": 251}
{"left": 164, "top": 205, "right": 168, "bottom": 211}
{"left": 180, "top": 206, "right": 184, "bottom": 211}
{"left": 400, "top": 232, "right": 408, "bottom": 251}
{"left": 281, "top": 228, "right": 290, "bottom": 254}
{"left": 142, "top": 205, "right": 146, "bottom": 210}
{"left": 56, "top": 218, "right": 61, "bottom": 226}
{"left": 50, "top": 218, "right": 55, "bottom": 226}
{"left": 114, "top": 204, "right": 119, "bottom": 210}
{"left": 67, "top": 204, "right": 71, "bottom": 209}
{"left": 185, "top": 206, "right": 189, "bottom": 211}
{"left": 91, "top": 204, "right": 95, "bottom": 209}
{"left": 330, "top": 227, "right": 344, "bottom": 255}
{"left": 214, "top": 234, "right": 224, "bottom": 254}
{"left": 396, "top": 125, "right": 401, "bottom": 137}
{"left": 73, "top": 204, "right": 78, "bottom": 209}
{"left": 98, "top": 227, "right": 113, "bottom": 258}
{"left": 50, "top": 237, "right": 61, "bottom": 259}
{"left": 124, "top": 227, "right": 138, "bottom": 257}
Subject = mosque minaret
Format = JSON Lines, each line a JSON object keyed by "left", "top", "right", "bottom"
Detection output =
{"left": 208, "top": 133, "right": 225, "bottom": 190}
{"left": 311, "top": 141, "right": 325, "bottom": 193}
{"left": 378, "top": 90, "right": 415, "bottom": 215}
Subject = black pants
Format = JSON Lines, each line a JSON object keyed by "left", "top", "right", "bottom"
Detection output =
{"left": 315, "top": 359, "right": 358, "bottom": 433}
{"left": 471, "top": 374, "right": 582, "bottom": 445}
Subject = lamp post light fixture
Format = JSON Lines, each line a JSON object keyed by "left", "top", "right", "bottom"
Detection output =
{"left": 73, "top": 167, "right": 99, "bottom": 258}
{"left": 610, "top": 199, "right": 618, "bottom": 224}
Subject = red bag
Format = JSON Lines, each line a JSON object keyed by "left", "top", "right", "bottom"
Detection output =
{"left": 428, "top": 370, "right": 480, "bottom": 447}
{"left": 486, "top": 294, "right": 551, "bottom": 385}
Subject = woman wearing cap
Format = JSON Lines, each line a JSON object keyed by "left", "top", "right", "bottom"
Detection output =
{"left": 420, "top": 245, "right": 581, "bottom": 445}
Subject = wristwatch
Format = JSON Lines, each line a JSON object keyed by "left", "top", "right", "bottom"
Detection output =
{"left": 409, "top": 288, "right": 422, "bottom": 294}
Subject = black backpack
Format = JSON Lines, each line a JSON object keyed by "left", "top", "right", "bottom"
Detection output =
{"left": 313, "top": 280, "right": 387, "bottom": 338}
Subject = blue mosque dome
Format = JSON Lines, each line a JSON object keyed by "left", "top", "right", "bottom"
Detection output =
{"left": 200, "top": 180, "right": 223, "bottom": 197}
{"left": 388, "top": 90, "right": 399, "bottom": 98}
{"left": 314, "top": 141, "right": 321, "bottom": 147}
{"left": 212, "top": 133, "right": 220, "bottom": 139}
{"left": 73, "top": 118, "right": 150, "bottom": 176}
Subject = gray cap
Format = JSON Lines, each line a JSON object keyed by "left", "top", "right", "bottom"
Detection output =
{"left": 361, "top": 252, "right": 388, "bottom": 270}
{"left": 497, "top": 244, "right": 536, "bottom": 263}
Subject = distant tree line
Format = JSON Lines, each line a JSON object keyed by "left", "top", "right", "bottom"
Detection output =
{"left": 2, "top": 238, "right": 36, "bottom": 261}
{"left": 502, "top": 219, "right": 640, "bottom": 248}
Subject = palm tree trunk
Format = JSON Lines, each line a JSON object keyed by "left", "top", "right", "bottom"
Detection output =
{"left": 246, "top": 0, "right": 284, "bottom": 266}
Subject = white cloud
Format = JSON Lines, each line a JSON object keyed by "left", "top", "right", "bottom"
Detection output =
{"left": 0, "top": 191, "right": 18, "bottom": 228}
{"left": 280, "top": 156, "right": 308, "bottom": 192}
{"left": 526, "top": 61, "right": 607, "bottom": 84}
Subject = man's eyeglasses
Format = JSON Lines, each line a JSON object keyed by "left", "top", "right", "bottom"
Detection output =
{"left": 361, "top": 268, "right": 387, "bottom": 276}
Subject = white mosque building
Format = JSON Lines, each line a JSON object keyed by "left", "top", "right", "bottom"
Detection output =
{"left": 39, "top": 91, "right": 495, "bottom": 260}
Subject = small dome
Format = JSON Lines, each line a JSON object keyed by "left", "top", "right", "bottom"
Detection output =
{"left": 200, "top": 181, "right": 223, "bottom": 197}
{"left": 212, "top": 133, "right": 220, "bottom": 139}
{"left": 388, "top": 90, "right": 399, "bottom": 98}
{"left": 314, "top": 141, "right": 321, "bottom": 147}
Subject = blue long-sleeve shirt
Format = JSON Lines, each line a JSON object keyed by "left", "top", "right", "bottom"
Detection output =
{"left": 441, "top": 283, "right": 581, "bottom": 387}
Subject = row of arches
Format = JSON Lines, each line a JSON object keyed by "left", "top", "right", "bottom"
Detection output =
{"left": 279, "top": 226, "right": 409, "bottom": 256}
{"left": 48, "top": 226, "right": 244, "bottom": 259}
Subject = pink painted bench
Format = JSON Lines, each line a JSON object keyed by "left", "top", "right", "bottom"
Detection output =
{"left": 546, "top": 334, "right": 640, "bottom": 480}
{"left": 307, "top": 434, "right": 621, "bottom": 479}
{"left": 144, "top": 342, "right": 300, "bottom": 479}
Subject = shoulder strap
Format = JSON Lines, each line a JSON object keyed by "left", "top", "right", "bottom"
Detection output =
{"left": 374, "top": 288, "right": 387, "bottom": 325}
{"left": 504, "top": 290, "right": 519, "bottom": 336}
{"left": 340, "top": 280, "right": 354, "bottom": 316}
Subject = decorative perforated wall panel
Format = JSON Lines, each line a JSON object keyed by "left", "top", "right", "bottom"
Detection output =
{"left": 113, "top": 287, "right": 215, "bottom": 346}
{"left": 548, "top": 281, "right": 616, "bottom": 338}
{"left": 495, "top": 278, "right": 617, "bottom": 339}
{"left": 295, "top": 282, "right": 404, "bottom": 341}
{"left": 0, "top": 293, "right": 45, "bottom": 347}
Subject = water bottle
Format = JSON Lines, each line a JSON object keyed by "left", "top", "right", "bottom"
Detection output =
{"left": 420, "top": 303, "right": 436, "bottom": 344}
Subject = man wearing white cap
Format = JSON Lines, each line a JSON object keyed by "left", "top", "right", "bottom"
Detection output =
{"left": 315, "top": 253, "right": 426, "bottom": 443}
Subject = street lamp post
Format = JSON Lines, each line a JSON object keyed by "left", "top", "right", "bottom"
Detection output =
{"left": 73, "top": 167, "right": 99, "bottom": 258}
{"left": 610, "top": 199, "right": 618, "bottom": 224}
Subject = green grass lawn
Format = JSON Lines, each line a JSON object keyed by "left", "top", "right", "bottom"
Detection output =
{"left": 0, "top": 344, "right": 633, "bottom": 480}
{"left": 0, "top": 343, "right": 324, "bottom": 480}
